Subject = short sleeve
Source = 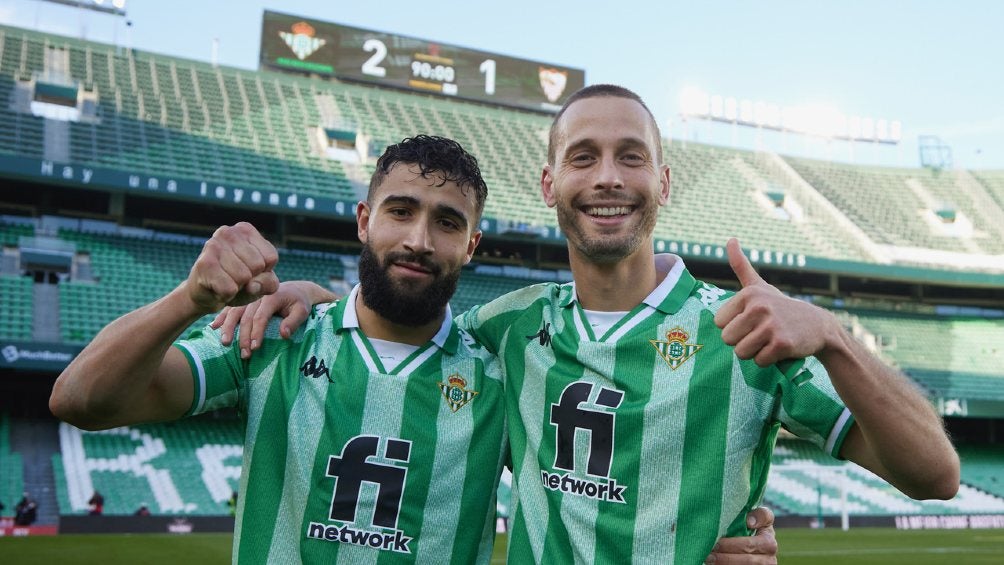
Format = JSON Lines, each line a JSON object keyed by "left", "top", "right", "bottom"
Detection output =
{"left": 173, "top": 324, "right": 245, "bottom": 417}
{"left": 776, "top": 356, "right": 856, "bottom": 459}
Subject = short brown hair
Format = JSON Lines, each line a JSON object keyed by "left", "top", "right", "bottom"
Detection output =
{"left": 547, "top": 84, "right": 663, "bottom": 166}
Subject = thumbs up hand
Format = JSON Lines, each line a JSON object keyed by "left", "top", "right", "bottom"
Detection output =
{"left": 713, "top": 238, "right": 837, "bottom": 367}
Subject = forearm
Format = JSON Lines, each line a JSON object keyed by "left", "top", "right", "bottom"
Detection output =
{"left": 818, "top": 321, "right": 959, "bottom": 499}
{"left": 50, "top": 286, "right": 205, "bottom": 430}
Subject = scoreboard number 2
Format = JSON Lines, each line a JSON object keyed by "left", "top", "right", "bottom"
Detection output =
{"left": 361, "top": 39, "right": 387, "bottom": 78}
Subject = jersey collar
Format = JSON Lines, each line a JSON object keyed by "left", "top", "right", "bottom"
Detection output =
{"left": 559, "top": 254, "right": 697, "bottom": 315}
{"left": 331, "top": 284, "right": 459, "bottom": 355}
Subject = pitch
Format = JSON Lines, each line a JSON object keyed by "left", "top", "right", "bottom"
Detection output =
{"left": 2, "top": 529, "right": 1004, "bottom": 563}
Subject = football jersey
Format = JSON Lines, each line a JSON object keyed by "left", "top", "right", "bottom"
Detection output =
{"left": 459, "top": 254, "right": 854, "bottom": 564}
{"left": 175, "top": 285, "right": 508, "bottom": 564}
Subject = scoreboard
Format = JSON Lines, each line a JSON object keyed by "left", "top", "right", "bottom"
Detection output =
{"left": 260, "top": 10, "right": 585, "bottom": 113}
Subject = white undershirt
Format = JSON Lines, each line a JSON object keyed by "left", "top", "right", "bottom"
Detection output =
{"left": 581, "top": 309, "right": 629, "bottom": 338}
{"left": 368, "top": 338, "right": 420, "bottom": 372}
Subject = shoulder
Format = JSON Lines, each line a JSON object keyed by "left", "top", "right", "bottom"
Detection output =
{"left": 476, "top": 282, "right": 565, "bottom": 319}
{"left": 687, "top": 278, "right": 736, "bottom": 313}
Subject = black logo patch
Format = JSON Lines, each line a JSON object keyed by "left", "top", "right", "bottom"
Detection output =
{"left": 526, "top": 322, "right": 553, "bottom": 347}
{"left": 300, "top": 356, "right": 332, "bottom": 382}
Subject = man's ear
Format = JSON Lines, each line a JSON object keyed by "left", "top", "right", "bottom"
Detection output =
{"left": 541, "top": 164, "right": 557, "bottom": 208}
{"left": 356, "top": 201, "right": 371, "bottom": 243}
{"left": 658, "top": 164, "right": 671, "bottom": 206}
{"left": 464, "top": 229, "right": 483, "bottom": 264}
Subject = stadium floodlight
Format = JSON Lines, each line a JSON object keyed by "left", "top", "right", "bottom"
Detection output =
{"left": 861, "top": 118, "right": 874, "bottom": 140}
{"left": 39, "top": 0, "right": 127, "bottom": 16}
{"left": 678, "top": 87, "right": 709, "bottom": 117}
{"left": 890, "top": 121, "right": 902, "bottom": 143}
{"left": 724, "top": 97, "right": 738, "bottom": 121}
{"left": 876, "top": 119, "right": 889, "bottom": 142}
{"left": 848, "top": 116, "right": 862, "bottom": 139}
{"left": 710, "top": 95, "right": 724, "bottom": 119}
{"left": 678, "top": 87, "right": 901, "bottom": 144}
{"left": 740, "top": 99, "right": 754, "bottom": 123}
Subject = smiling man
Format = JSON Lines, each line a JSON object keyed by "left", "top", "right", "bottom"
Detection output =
{"left": 50, "top": 136, "right": 508, "bottom": 563}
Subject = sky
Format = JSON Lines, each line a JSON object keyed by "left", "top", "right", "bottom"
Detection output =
{"left": 2, "top": 0, "right": 1003, "bottom": 170}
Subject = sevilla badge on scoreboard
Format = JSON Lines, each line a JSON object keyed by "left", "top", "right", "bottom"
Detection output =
{"left": 539, "top": 67, "right": 569, "bottom": 103}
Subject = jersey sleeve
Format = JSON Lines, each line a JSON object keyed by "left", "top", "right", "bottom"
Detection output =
{"left": 172, "top": 324, "right": 246, "bottom": 417}
{"left": 776, "top": 356, "right": 856, "bottom": 459}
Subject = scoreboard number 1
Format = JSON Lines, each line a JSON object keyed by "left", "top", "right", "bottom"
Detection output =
{"left": 480, "top": 59, "right": 496, "bottom": 95}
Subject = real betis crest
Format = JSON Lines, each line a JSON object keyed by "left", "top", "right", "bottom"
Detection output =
{"left": 279, "top": 21, "right": 326, "bottom": 61}
{"left": 650, "top": 327, "right": 703, "bottom": 370}
{"left": 438, "top": 374, "right": 478, "bottom": 413}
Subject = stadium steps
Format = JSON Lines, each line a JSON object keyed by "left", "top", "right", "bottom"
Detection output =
{"left": 31, "top": 282, "right": 60, "bottom": 341}
{"left": 9, "top": 417, "right": 60, "bottom": 524}
{"left": 0, "top": 413, "right": 25, "bottom": 517}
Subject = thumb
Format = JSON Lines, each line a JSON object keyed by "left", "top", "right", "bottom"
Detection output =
{"left": 727, "top": 238, "right": 763, "bottom": 288}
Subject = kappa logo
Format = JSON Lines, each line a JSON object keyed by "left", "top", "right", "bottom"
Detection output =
{"left": 279, "top": 21, "right": 326, "bottom": 61}
{"left": 526, "top": 322, "right": 553, "bottom": 347}
{"left": 650, "top": 327, "right": 703, "bottom": 370}
{"left": 438, "top": 374, "right": 478, "bottom": 413}
{"left": 300, "top": 355, "right": 332, "bottom": 382}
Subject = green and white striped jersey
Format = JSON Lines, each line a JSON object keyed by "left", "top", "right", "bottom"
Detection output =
{"left": 174, "top": 286, "right": 508, "bottom": 564}
{"left": 459, "top": 255, "right": 854, "bottom": 564}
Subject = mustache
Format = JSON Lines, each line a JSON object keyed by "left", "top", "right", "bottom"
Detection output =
{"left": 382, "top": 251, "right": 442, "bottom": 276}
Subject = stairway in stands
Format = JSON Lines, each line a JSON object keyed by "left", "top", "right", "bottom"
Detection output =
{"left": 10, "top": 418, "right": 60, "bottom": 524}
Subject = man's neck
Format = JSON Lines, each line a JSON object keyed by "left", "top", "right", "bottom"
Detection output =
{"left": 354, "top": 289, "right": 445, "bottom": 346}
{"left": 569, "top": 246, "right": 664, "bottom": 311}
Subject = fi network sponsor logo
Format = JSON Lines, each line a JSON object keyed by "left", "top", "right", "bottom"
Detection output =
{"left": 543, "top": 382, "right": 628, "bottom": 504}
{"left": 307, "top": 435, "right": 414, "bottom": 554}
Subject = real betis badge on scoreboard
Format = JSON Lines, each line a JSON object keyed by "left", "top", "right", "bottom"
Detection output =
{"left": 260, "top": 10, "right": 585, "bottom": 113}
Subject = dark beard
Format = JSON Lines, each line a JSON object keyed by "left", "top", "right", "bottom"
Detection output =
{"left": 357, "top": 243, "right": 460, "bottom": 326}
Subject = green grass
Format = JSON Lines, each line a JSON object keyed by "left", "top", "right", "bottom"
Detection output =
{"left": 775, "top": 528, "right": 1004, "bottom": 564}
{"left": 1, "top": 528, "right": 1003, "bottom": 563}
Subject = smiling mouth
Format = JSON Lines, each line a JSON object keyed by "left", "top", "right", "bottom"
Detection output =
{"left": 583, "top": 205, "right": 633, "bottom": 218}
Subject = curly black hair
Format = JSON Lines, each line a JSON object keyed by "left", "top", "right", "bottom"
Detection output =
{"left": 368, "top": 135, "right": 488, "bottom": 216}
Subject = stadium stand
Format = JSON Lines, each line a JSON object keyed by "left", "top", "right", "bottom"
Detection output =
{"left": 957, "top": 445, "right": 1004, "bottom": 500}
{"left": 57, "top": 418, "right": 241, "bottom": 515}
{"left": 850, "top": 310, "right": 1004, "bottom": 401}
{"left": 786, "top": 157, "right": 1004, "bottom": 258}
{"left": 5, "top": 23, "right": 1004, "bottom": 268}
{"left": 767, "top": 439, "right": 1004, "bottom": 517}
